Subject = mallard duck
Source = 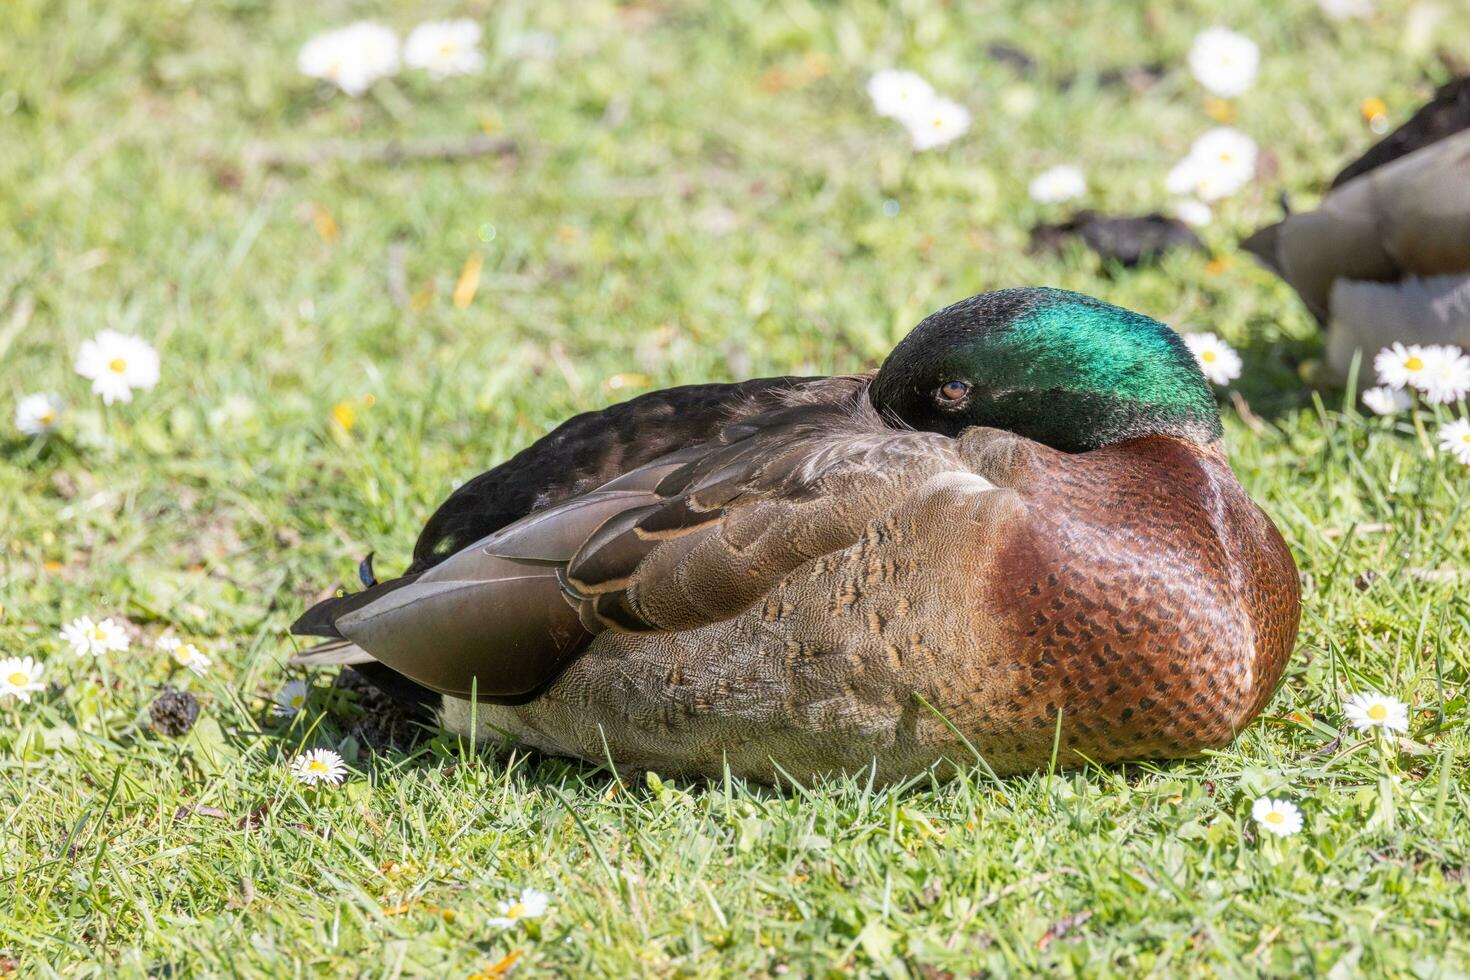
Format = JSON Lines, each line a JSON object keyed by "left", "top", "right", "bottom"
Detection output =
{"left": 292, "top": 287, "right": 1299, "bottom": 784}
{"left": 1243, "top": 79, "right": 1470, "bottom": 383}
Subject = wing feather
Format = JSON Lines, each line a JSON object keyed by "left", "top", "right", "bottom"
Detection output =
{"left": 294, "top": 388, "right": 975, "bottom": 701}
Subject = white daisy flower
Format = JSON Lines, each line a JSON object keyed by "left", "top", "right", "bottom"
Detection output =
{"left": 1184, "top": 332, "right": 1243, "bottom": 386}
{"left": 866, "top": 69, "right": 936, "bottom": 121}
{"left": 905, "top": 97, "right": 971, "bottom": 151}
{"left": 1436, "top": 418, "right": 1470, "bottom": 465}
{"left": 171, "top": 643, "right": 212, "bottom": 677}
{"left": 1164, "top": 129, "right": 1257, "bottom": 201}
{"left": 1174, "top": 199, "right": 1212, "bottom": 228}
{"left": 298, "top": 21, "right": 401, "bottom": 97}
{"left": 1318, "top": 0, "right": 1375, "bottom": 19}
{"left": 404, "top": 19, "right": 485, "bottom": 79}
{"left": 60, "top": 616, "right": 130, "bottom": 657}
{"left": 289, "top": 748, "right": 348, "bottom": 786}
{"left": 487, "top": 887, "right": 551, "bottom": 928}
{"left": 1191, "top": 128, "right": 1258, "bottom": 197}
{"left": 1413, "top": 344, "right": 1470, "bottom": 405}
{"left": 0, "top": 657, "right": 45, "bottom": 703}
{"left": 273, "top": 679, "right": 310, "bottom": 717}
{"left": 1374, "top": 342, "right": 1431, "bottom": 390}
{"left": 74, "top": 330, "right": 160, "bottom": 405}
{"left": 1188, "top": 27, "right": 1260, "bottom": 98}
{"left": 1343, "top": 691, "right": 1410, "bottom": 733}
{"left": 1028, "top": 165, "right": 1087, "bottom": 204}
{"left": 15, "top": 393, "right": 64, "bottom": 436}
{"left": 1251, "top": 797, "right": 1303, "bottom": 837}
{"left": 1165, "top": 155, "right": 1203, "bottom": 196}
{"left": 1361, "top": 385, "right": 1411, "bottom": 416}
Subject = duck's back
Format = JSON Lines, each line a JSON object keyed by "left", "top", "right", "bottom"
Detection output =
{"left": 409, "top": 375, "right": 843, "bottom": 572}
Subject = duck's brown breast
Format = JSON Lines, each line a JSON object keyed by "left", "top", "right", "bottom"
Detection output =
{"left": 965, "top": 434, "right": 1300, "bottom": 769}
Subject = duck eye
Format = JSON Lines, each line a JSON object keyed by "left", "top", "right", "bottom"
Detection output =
{"left": 937, "top": 381, "right": 971, "bottom": 404}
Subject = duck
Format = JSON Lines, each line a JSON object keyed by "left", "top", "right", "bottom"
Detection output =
{"left": 291, "top": 287, "right": 1300, "bottom": 784}
{"left": 1243, "top": 78, "right": 1470, "bottom": 384}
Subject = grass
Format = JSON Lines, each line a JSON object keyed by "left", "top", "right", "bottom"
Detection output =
{"left": 4, "top": 0, "right": 1470, "bottom": 974}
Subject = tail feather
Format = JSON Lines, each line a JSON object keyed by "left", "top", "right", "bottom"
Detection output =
{"left": 290, "top": 638, "right": 377, "bottom": 667}
{"left": 290, "top": 572, "right": 423, "bottom": 639}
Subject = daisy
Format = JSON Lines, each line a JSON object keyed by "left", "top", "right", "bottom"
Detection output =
{"left": 0, "top": 657, "right": 45, "bottom": 703}
{"left": 74, "top": 331, "right": 160, "bottom": 405}
{"left": 60, "top": 616, "right": 130, "bottom": 657}
{"left": 866, "top": 69, "right": 936, "bottom": 121}
{"left": 1184, "top": 332, "right": 1243, "bottom": 386}
{"left": 1188, "top": 27, "right": 1260, "bottom": 98}
{"left": 1251, "top": 797, "right": 1303, "bottom": 837}
{"left": 1165, "top": 129, "right": 1257, "bottom": 201}
{"left": 172, "top": 643, "right": 212, "bottom": 677}
{"left": 404, "top": 19, "right": 485, "bottom": 79}
{"left": 1413, "top": 344, "right": 1470, "bottom": 404}
{"left": 298, "top": 21, "right": 401, "bottom": 97}
{"left": 1343, "top": 691, "right": 1410, "bottom": 733}
{"left": 1361, "top": 385, "right": 1411, "bottom": 416}
{"left": 487, "top": 887, "right": 551, "bottom": 928}
{"left": 289, "top": 748, "right": 348, "bottom": 786}
{"left": 1174, "top": 199, "right": 1212, "bottom": 228}
{"left": 1438, "top": 418, "right": 1470, "bottom": 465}
{"left": 15, "top": 393, "right": 63, "bottom": 436}
{"left": 273, "top": 679, "right": 310, "bottom": 717}
{"left": 1028, "top": 165, "right": 1086, "bottom": 205}
{"left": 1374, "top": 342, "right": 1431, "bottom": 390}
{"left": 1190, "top": 128, "right": 1258, "bottom": 192}
{"left": 905, "top": 97, "right": 971, "bottom": 151}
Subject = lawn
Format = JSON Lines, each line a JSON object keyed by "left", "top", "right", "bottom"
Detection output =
{"left": 4, "top": 0, "right": 1470, "bottom": 975}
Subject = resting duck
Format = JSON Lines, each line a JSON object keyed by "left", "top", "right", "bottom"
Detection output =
{"left": 1244, "top": 78, "right": 1470, "bottom": 383}
{"left": 292, "top": 288, "right": 1300, "bottom": 783}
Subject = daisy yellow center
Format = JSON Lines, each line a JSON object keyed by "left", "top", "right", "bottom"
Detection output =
{"left": 306, "top": 759, "right": 330, "bottom": 773}
{"left": 440, "top": 43, "right": 457, "bottom": 56}
{"left": 1461, "top": 434, "right": 1470, "bottom": 445}
{"left": 1367, "top": 703, "right": 1387, "bottom": 721}
{"left": 1201, "top": 350, "right": 1218, "bottom": 363}
{"left": 92, "top": 626, "right": 108, "bottom": 641}
{"left": 505, "top": 902, "right": 527, "bottom": 918}
{"left": 8, "top": 672, "right": 30, "bottom": 686}
{"left": 1264, "top": 811, "right": 1284, "bottom": 824}
{"left": 38, "top": 409, "right": 55, "bottom": 423}
{"left": 1405, "top": 356, "right": 1423, "bottom": 371}
{"left": 290, "top": 695, "right": 305, "bottom": 708}
{"left": 109, "top": 357, "right": 127, "bottom": 373}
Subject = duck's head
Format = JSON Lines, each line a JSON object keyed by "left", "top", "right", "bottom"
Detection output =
{"left": 869, "top": 287, "right": 1222, "bottom": 452}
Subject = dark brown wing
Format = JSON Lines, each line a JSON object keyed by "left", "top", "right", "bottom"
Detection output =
{"left": 408, "top": 377, "right": 823, "bottom": 572}
{"left": 1332, "top": 75, "right": 1470, "bottom": 189}
{"left": 500, "top": 403, "right": 966, "bottom": 634}
{"left": 297, "top": 395, "right": 971, "bottom": 702}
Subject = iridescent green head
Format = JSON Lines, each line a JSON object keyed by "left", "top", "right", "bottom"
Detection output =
{"left": 870, "top": 288, "right": 1222, "bottom": 452}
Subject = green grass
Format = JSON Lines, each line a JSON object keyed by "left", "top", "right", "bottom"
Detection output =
{"left": 5, "top": 0, "right": 1470, "bottom": 974}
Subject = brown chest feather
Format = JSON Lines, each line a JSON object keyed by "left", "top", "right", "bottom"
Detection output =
{"left": 976, "top": 436, "right": 1299, "bottom": 764}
